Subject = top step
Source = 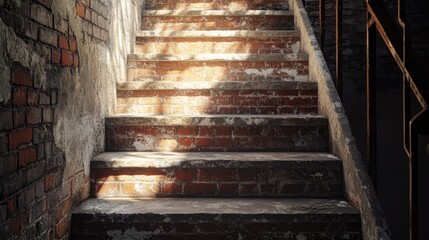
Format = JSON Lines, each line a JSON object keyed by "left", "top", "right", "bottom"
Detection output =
{"left": 143, "top": 0, "right": 289, "bottom": 11}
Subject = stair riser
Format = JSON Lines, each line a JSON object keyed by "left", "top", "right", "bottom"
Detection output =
{"left": 72, "top": 216, "right": 360, "bottom": 240}
{"left": 116, "top": 89, "right": 317, "bottom": 115}
{"left": 127, "top": 61, "right": 309, "bottom": 82}
{"left": 105, "top": 125, "right": 328, "bottom": 152}
{"left": 135, "top": 37, "right": 300, "bottom": 54}
{"left": 144, "top": 0, "right": 289, "bottom": 11}
{"left": 141, "top": 15, "right": 294, "bottom": 31}
{"left": 91, "top": 161, "right": 343, "bottom": 198}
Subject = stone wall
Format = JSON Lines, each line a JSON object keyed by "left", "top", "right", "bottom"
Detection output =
{"left": 0, "top": 0, "right": 141, "bottom": 239}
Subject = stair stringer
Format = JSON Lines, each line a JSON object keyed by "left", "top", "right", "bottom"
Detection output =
{"left": 288, "top": 0, "right": 391, "bottom": 239}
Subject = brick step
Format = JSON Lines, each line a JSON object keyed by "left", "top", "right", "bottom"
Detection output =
{"left": 143, "top": 0, "right": 289, "bottom": 11}
{"left": 72, "top": 198, "right": 361, "bottom": 239}
{"left": 116, "top": 81, "right": 318, "bottom": 115}
{"left": 105, "top": 114, "right": 328, "bottom": 152}
{"left": 90, "top": 152, "right": 343, "bottom": 198}
{"left": 127, "top": 53, "right": 309, "bottom": 82}
{"left": 135, "top": 30, "right": 300, "bottom": 54}
{"left": 141, "top": 10, "right": 294, "bottom": 31}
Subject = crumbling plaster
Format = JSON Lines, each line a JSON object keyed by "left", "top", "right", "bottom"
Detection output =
{"left": 51, "top": 0, "right": 142, "bottom": 179}
{"left": 1, "top": 0, "right": 143, "bottom": 180}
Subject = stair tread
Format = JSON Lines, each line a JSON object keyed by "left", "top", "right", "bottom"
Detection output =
{"left": 117, "top": 81, "right": 316, "bottom": 90}
{"left": 106, "top": 114, "right": 326, "bottom": 126}
{"left": 142, "top": 9, "right": 293, "bottom": 16}
{"left": 92, "top": 151, "right": 340, "bottom": 168}
{"left": 136, "top": 30, "right": 299, "bottom": 38}
{"left": 128, "top": 53, "right": 308, "bottom": 62}
{"left": 73, "top": 198, "right": 358, "bottom": 216}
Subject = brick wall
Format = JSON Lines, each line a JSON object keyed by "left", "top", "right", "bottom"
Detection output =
{"left": 0, "top": 0, "right": 118, "bottom": 239}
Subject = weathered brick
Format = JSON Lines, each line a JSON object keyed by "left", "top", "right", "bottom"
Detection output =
{"left": 18, "top": 147, "right": 37, "bottom": 167}
{"left": 54, "top": 17, "right": 68, "bottom": 34}
{"left": 11, "top": 67, "right": 31, "bottom": 86}
{"left": 42, "top": 107, "right": 53, "bottom": 123}
{"left": 9, "top": 128, "right": 32, "bottom": 150}
{"left": 13, "top": 88, "right": 26, "bottom": 106}
{"left": 0, "top": 111, "right": 13, "bottom": 130}
{"left": 58, "top": 35, "right": 69, "bottom": 50}
{"left": 3, "top": 154, "right": 18, "bottom": 175}
{"left": 69, "top": 38, "right": 77, "bottom": 52}
{"left": 30, "top": 199, "right": 47, "bottom": 222}
{"left": 26, "top": 161, "right": 44, "bottom": 184}
{"left": 38, "top": 27, "right": 58, "bottom": 46}
{"left": 24, "top": 21, "right": 39, "bottom": 40}
{"left": 61, "top": 51, "right": 73, "bottom": 67}
{"left": 85, "top": 8, "right": 92, "bottom": 21}
{"left": 39, "top": 93, "right": 50, "bottom": 105}
{"left": 27, "top": 107, "right": 42, "bottom": 125}
{"left": 76, "top": 3, "right": 85, "bottom": 18}
{"left": 30, "top": 3, "right": 53, "bottom": 27}
{"left": 7, "top": 196, "right": 16, "bottom": 217}
{"left": 27, "top": 91, "right": 39, "bottom": 106}
{"left": 55, "top": 216, "right": 70, "bottom": 238}
{"left": 0, "top": 132, "right": 7, "bottom": 154}
{"left": 51, "top": 48, "right": 61, "bottom": 64}
{"left": 13, "top": 110, "right": 26, "bottom": 128}
{"left": 33, "top": 126, "right": 52, "bottom": 144}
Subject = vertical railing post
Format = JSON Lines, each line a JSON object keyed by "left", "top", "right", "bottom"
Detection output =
{"left": 336, "top": 0, "right": 343, "bottom": 98}
{"left": 319, "top": 0, "right": 325, "bottom": 50}
{"left": 366, "top": 4, "right": 377, "bottom": 188}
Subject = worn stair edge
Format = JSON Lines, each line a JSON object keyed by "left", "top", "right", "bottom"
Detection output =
{"left": 91, "top": 152, "right": 340, "bottom": 168}
{"left": 72, "top": 198, "right": 359, "bottom": 217}
{"left": 127, "top": 53, "right": 308, "bottom": 62}
{"left": 136, "top": 30, "right": 300, "bottom": 38}
{"left": 117, "top": 81, "right": 317, "bottom": 91}
{"left": 105, "top": 114, "right": 327, "bottom": 126}
{"left": 141, "top": 10, "right": 293, "bottom": 16}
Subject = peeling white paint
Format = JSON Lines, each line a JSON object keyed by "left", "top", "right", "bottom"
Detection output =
{"left": 244, "top": 68, "right": 274, "bottom": 77}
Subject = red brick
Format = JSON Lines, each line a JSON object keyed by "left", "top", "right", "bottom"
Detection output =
{"left": 19, "top": 147, "right": 37, "bottom": 167}
{"left": 3, "top": 154, "right": 18, "bottom": 174}
{"left": 219, "top": 183, "right": 239, "bottom": 195}
{"left": 51, "top": 48, "right": 61, "bottom": 65}
{"left": 61, "top": 51, "right": 73, "bottom": 67}
{"left": 178, "top": 127, "right": 198, "bottom": 136}
{"left": 175, "top": 169, "right": 197, "bottom": 181}
{"left": 58, "top": 35, "right": 69, "bottom": 50}
{"left": 55, "top": 217, "right": 70, "bottom": 238}
{"left": 196, "top": 138, "right": 212, "bottom": 147}
{"left": 179, "top": 137, "right": 194, "bottom": 148}
{"left": 27, "top": 107, "right": 42, "bottom": 125}
{"left": 9, "top": 128, "right": 33, "bottom": 150}
{"left": 13, "top": 110, "right": 26, "bottom": 128}
{"left": 213, "top": 138, "right": 234, "bottom": 147}
{"left": 184, "top": 182, "right": 217, "bottom": 195}
{"left": 160, "top": 181, "right": 182, "bottom": 195}
{"left": 0, "top": 111, "right": 13, "bottom": 130}
{"left": 44, "top": 174, "right": 55, "bottom": 191}
{"left": 76, "top": 3, "right": 85, "bottom": 18}
{"left": 69, "top": 38, "right": 77, "bottom": 52}
{"left": 13, "top": 88, "right": 27, "bottom": 106}
{"left": 27, "top": 91, "right": 39, "bottom": 105}
{"left": 12, "top": 67, "right": 32, "bottom": 86}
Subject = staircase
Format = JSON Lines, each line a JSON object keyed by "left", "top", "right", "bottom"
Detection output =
{"left": 71, "top": 0, "right": 362, "bottom": 239}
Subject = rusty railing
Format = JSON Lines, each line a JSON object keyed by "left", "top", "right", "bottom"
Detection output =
{"left": 317, "top": 0, "right": 429, "bottom": 239}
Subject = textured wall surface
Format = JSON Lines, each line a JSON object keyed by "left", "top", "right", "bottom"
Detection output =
{"left": 0, "top": 0, "right": 141, "bottom": 239}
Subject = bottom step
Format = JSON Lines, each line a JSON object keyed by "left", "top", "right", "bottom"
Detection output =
{"left": 72, "top": 198, "right": 361, "bottom": 240}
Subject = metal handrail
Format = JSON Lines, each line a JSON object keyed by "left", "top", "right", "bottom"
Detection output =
{"left": 317, "top": 0, "right": 429, "bottom": 239}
